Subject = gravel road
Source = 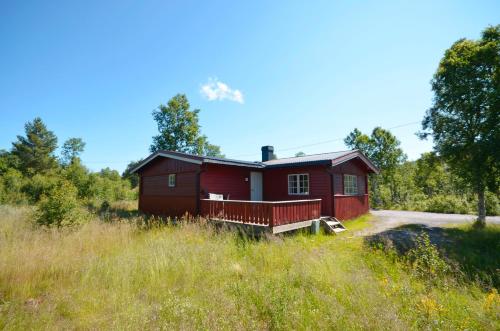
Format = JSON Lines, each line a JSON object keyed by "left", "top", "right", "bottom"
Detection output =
{"left": 363, "top": 210, "right": 500, "bottom": 234}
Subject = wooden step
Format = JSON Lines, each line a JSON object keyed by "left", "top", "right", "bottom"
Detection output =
{"left": 320, "top": 217, "right": 347, "bottom": 235}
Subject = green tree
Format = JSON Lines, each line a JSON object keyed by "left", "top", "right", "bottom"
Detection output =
{"left": 389, "top": 161, "right": 418, "bottom": 208}
{"left": 35, "top": 180, "right": 86, "bottom": 227}
{"left": 420, "top": 25, "right": 500, "bottom": 226}
{"left": 122, "top": 159, "right": 143, "bottom": 188}
{"left": 100, "top": 167, "right": 121, "bottom": 181}
{"left": 0, "top": 149, "right": 20, "bottom": 175}
{"left": 414, "top": 153, "right": 452, "bottom": 197}
{"left": 295, "top": 151, "right": 306, "bottom": 157}
{"left": 61, "top": 138, "right": 85, "bottom": 165}
{"left": 23, "top": 171, "right": 60, "bottom": 203}
{"left": 194, "top": 135, "right": 225, "bottom": 157}
{"left": 0, "top": 168, "right": 27, "bottom": 204}
{"left": 63, "top": 158, "right": 92, "bottom": 199}
{"left": 344, "top": 127, "right": 406, "bottom": 207}
{"left": 150, "top": 94, "right": 223, "bottom": 157}
{"left": 11, "top": 118, "right": 58, "bottom": 174}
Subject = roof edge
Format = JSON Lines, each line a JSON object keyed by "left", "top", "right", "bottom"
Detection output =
{"left": 131, "top": 151, "right": 203, "bottom": 173}
{"left": 131, "top": 150, "right": 264, "bottom": 173}
{"left": 331, "top": 150, "right": 379, "bottom": 174}
{"left": 264, "top": 159, "right": 332, "bottom": 169}
{"left": 131, "top": 149, "right": 379, "bottom": 174}
{"left": 203, "top": 159, "right": 265, "bottom": 168}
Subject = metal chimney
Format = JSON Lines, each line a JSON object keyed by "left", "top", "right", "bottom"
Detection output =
{"left": 261, "top": 146, "right": 274, "bottom": 162}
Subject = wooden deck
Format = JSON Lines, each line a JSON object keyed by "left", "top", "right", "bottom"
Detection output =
{"left": 200, "top": 199, "right": 322, "bottom": 233}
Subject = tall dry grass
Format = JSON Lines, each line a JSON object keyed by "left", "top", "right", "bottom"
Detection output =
{"left": 0, "top": 205, "right": 498, "bottom": 330}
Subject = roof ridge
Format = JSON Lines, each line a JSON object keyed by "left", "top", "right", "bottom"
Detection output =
{"left": 160, "top": 149, "right": 260, "bottom": 163}
{"left": 267, "top": 149, "right": 355, "bottom": 161}
{"left": 158, "top": 148, "right": 357, "bottom": 163}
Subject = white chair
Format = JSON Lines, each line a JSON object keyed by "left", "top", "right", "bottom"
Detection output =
{"left": 208, "top": 193, "right": 224, "bottom": 200}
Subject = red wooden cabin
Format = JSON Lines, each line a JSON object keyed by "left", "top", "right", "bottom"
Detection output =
{"left": 132, "top": 146, "right": 378, "bottom": 232}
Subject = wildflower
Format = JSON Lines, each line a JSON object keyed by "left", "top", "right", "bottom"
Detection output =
{"left": 484, "top": 289, "right": 499, "bottom": 310}
{"left": 419, "top": 295, "right": 442, "bottom": 316}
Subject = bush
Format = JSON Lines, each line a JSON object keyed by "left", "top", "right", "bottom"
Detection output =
{"left": 424, "top": 195, "right": 472, "bottom": 214}
{"left": 22, "top": 172, "right": 60, "bottom": 203}
{"left": 485, "top": 191, "right": 499, "bottom": 216}
{"left": 406, "top": 232, "right": 451, "bottom": 281}
{"left": 35, "top": 181, "right": 88, "bottom": 227}
{"left": 0, "top": 168, "right": 28, "bottom": 204}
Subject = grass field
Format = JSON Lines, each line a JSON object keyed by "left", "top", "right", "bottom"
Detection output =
{"left": 0, "top": 205, "right": 499, "bottom": 330}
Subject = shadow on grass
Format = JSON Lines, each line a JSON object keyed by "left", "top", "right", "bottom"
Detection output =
{"left": 96, "top": 206, "right": 141, "bottom": 222}
{"left": 365, "top": 224, "right": 500, "bottom": 288}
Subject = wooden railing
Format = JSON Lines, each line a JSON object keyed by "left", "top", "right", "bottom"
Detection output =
{"left": 200, "top": 199, "right": 322, "bottom": 227}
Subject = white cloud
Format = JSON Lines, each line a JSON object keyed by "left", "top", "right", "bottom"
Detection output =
{"left": 200, "top": 78, "right": 244, "bottom": 104}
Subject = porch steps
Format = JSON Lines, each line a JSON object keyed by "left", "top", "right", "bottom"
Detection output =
{"left": 320, "top": 217, "right": 347, "bottom": 234}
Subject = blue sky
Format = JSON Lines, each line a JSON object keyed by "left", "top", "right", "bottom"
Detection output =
{"left": 1, "top": 1, "right": 498, "bottom": 172}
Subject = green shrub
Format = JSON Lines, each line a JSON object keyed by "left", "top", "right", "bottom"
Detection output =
{"left": 424, "top": 195, "right": 472, "bottom": 214}
{"left": 0, "top": 168, "right": 28, "bottom": 204}
{"left": 22, "top": 172, "right": 60, "bottom": 203}
{"left": 63, "top": 160, "right": 92, "bottom": 199}
{"left": 35, "top": 181, "right": 88, "bottom": 227}
{"left": 406, "top": 232, "right": 451, "bottom": 281}
{"left": 485, "top": 191, "right": 499, "bottom": 216}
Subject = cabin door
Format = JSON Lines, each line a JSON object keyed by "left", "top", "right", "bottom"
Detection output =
{"left": 250, "top": 172, "right": 263, "bottom": 201}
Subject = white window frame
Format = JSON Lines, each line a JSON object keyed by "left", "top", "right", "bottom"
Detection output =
{"left": 168, "top": 174, "right": 176, "bottom": 187}
{"left": 288, "top": 173, "right": 309, "bottom": 195}
{"left": 343, "top": 174, "right": 358, "bottom": 195}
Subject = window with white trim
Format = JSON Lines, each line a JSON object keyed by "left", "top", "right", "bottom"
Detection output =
{"left": 344, "top": 174, "right": 358, "bottom": 195}
{"left": 288, "top": 174, "right": 309, "bottom": 195}
{"left": 168, "top": 174, "right": 176, "bottom": 187}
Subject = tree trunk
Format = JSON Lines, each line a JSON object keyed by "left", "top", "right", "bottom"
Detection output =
{"left": 476, "top": 188, "right": 486, "bottom": 228}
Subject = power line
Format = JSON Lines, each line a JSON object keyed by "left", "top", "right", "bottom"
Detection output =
{"left": 83, "top": 120, "right": 422, "bottom": 163}
{"left": 230, "top": 120, "right": 422, "bottom": 158}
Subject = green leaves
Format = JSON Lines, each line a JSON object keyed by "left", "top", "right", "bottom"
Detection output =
{"left": 35, "top": 180, "right": 88, "bottom": 227}
{"left": 61, "top": 138, "right": 86, "bottom": 165}
{"left": 11, "top": 117, "right": 58, "bottom": 175}
{"left": 344, "top": 127, "right": 406, "bottom": 171}
{"left": 421, "top": 25, "right": 500, "bottom": 222}
{"left": 150, "top": 94, "right": 224, "bottom": 157}
{"left": 344, "top": 127, "right": 406, "bottom": 207}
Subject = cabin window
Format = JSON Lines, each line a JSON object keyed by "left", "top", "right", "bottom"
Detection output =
{"left": 288, "top": 174, "right": 309, "bottom": 195}
{"left": 168, "top": 174, "right": 176, "bottom": 187}
{"left": 343, "top": 174, "right": 358, "bottom": 195}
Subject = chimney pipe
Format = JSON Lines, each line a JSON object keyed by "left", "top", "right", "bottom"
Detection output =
{"left": 261, "top": 146, "right": 274, "bottom": 162}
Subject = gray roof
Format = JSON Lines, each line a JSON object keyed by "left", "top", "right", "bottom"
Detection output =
{"left": 263, "top": 150, "right": 354, "bottom": 167}
{"left": 131, "top": 150, "right": 264, "bottom": 173}
{"left": 132, "top": 149, "right": 378, "bottom": 173}
{"left": 202, "top": 155, "right": 264, "bottom": 168}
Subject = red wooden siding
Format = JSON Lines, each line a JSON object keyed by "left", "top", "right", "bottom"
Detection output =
{"left": 142, "top": 173, "right": 196, "bottom": 196}
{"left": 138, "top": 157, "right": 200, "bottom": 217}
{"left": 140, "top": 156, "right": 200, "bottom": 176}
{"left": 200, "top": 199, "right": 321, "bottom": 227}
{"left": 333, "top": 195, "right": 369, "bottom": 220}
{"left": 263, "top": 165, "right": 332, "bottom": 216}
{"left": 200, "top": 163, "right": 254, "bottom": 200}
{"left": 330, "top": 158, "right": 370, "bottom": 220}
{"left": 140, "top": 196, "right": 198, "bottom": 217}
{"left": 137, "top": 154, "right": 372, "bottom": 221}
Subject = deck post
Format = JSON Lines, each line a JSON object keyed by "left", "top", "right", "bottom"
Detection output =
{"left": 310, "top": 219, "right": 320, "bottom": 235}
{"left": 268, "top": 204, "right": 273, "bottom": 228}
